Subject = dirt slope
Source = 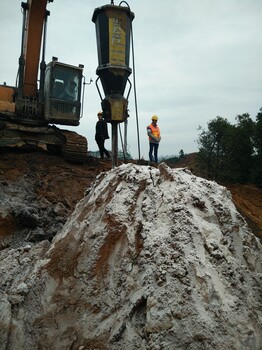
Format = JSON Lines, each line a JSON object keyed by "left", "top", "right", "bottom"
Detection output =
{"left": 0, "top": 149, "right": 110, "bottom": 210}
{"left": 0, "top": 150, "right": 261, "bottom": 241}
{"left": 227, "top": 184, "right": 262, "bottom": 239}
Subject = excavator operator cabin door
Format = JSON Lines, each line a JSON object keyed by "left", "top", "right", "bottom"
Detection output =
{"left": 44, "top": 59, "right": 83, "bottom": 126}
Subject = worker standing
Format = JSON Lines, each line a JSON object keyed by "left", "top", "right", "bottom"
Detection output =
{"left": 95, "top": 112, "right": 110, "bottom": 159}
{"left": 147, "top": 115, "right": 161, "bottom": 163}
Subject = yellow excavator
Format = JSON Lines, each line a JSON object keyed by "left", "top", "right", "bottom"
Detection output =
{"left": 0, "top": 0, "right": 88, "bottom": 162}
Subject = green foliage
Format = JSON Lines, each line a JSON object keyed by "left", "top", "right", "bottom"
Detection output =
{"left": 254, "top": 108, "right": 262, "bottom": 155}
{"left": 197, "top": 110, "right": 261, "bottom": 185}
{"left": 118, "top": 150, "right": 133, "bottom": 160}
{"left": 197, "top": 117, "right": 231, "bottom": 180}
{"left": 179, "top": 149, "right": 185, "bottom": 159}
{"left": 251, "top": 108, "right": 262, "bottom": 185}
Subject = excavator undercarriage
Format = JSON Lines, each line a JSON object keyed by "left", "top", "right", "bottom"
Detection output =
{"left": 0, "top": 121, "right": 88, "bottom": 163}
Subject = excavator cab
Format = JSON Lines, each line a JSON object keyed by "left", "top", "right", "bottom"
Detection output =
{"left": 44, "top": 58, "right": 84, "bottom": 126}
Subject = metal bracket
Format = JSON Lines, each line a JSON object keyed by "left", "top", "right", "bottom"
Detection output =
{"left": 95, "top": 77, "right": 103, "bottom": 101}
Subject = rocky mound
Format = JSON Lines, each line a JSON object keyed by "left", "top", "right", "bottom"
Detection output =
{"left": 0, "top": 163, "right": 261, "bottom": 349}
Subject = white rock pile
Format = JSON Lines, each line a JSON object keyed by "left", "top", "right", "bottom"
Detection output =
{"left": 0, "top": 163, "right": 261, "bottom": 349}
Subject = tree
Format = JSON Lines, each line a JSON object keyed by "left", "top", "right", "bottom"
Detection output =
{"left": 254, "top": 108, "right": 262, "bottom": 155}
{"left": 197, "top": 117, "right": 230, "bottom": 179}
{"left": 197, "top": 112, "right": 257, "bottom": 183}
{"left": 222, "top": 123, "right": 253, "bottom": 182}
{"left": 251, "top": 108, "right": 262, "bottom": 186}
{"left": 179, "top": 149, "right": 185, "bottom": 159}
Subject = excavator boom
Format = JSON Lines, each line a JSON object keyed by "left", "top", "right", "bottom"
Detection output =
{"left": 21, "top": 0, "right": 48, "bottom": 97}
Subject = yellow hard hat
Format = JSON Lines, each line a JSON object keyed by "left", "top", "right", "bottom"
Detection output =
{"left": 152, "top": 115, "right": 158, "bottom": 121}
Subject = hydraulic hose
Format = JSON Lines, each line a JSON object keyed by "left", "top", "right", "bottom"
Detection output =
{"left": 130, "top": 16, "right": 141, "bottom": 161}
{"left": 118, "top": 1, "right": 141, "bottom": 161}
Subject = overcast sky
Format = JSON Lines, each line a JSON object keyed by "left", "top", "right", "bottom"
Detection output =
{"left": 1, "top": 0, "right": 261, "bottom": 159}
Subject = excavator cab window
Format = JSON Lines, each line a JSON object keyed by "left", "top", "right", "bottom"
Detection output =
{"left": 53, "top": 80, "right": 64, "bottom": 99}
{"left": 44, "top": 60, "right": 83, "bottom": 126}
{"left": 52, "top": 69, "right": 80, "bottom": 103}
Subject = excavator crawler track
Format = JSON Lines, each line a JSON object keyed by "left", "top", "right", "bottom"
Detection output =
{"left": 61, "top": 130, "right": 88, "bottom": 163}
{"left": 0, "top": 121, "right": 88, "bottom": 163}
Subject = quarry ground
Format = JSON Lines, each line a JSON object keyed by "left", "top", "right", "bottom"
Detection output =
{"left": 0, "top": 149, "right": 261, "bottom": 241}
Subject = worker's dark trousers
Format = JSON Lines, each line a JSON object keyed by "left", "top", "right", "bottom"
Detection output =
{"left": 149, "top": 142, "right": 159, "bottom": 163}
{"left": 96, "top": 137, "right": 110, "bottom": 159}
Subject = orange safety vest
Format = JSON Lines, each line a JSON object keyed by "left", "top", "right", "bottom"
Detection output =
{"left": 147, "top": 123, "right": 160, "bottom": 142}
